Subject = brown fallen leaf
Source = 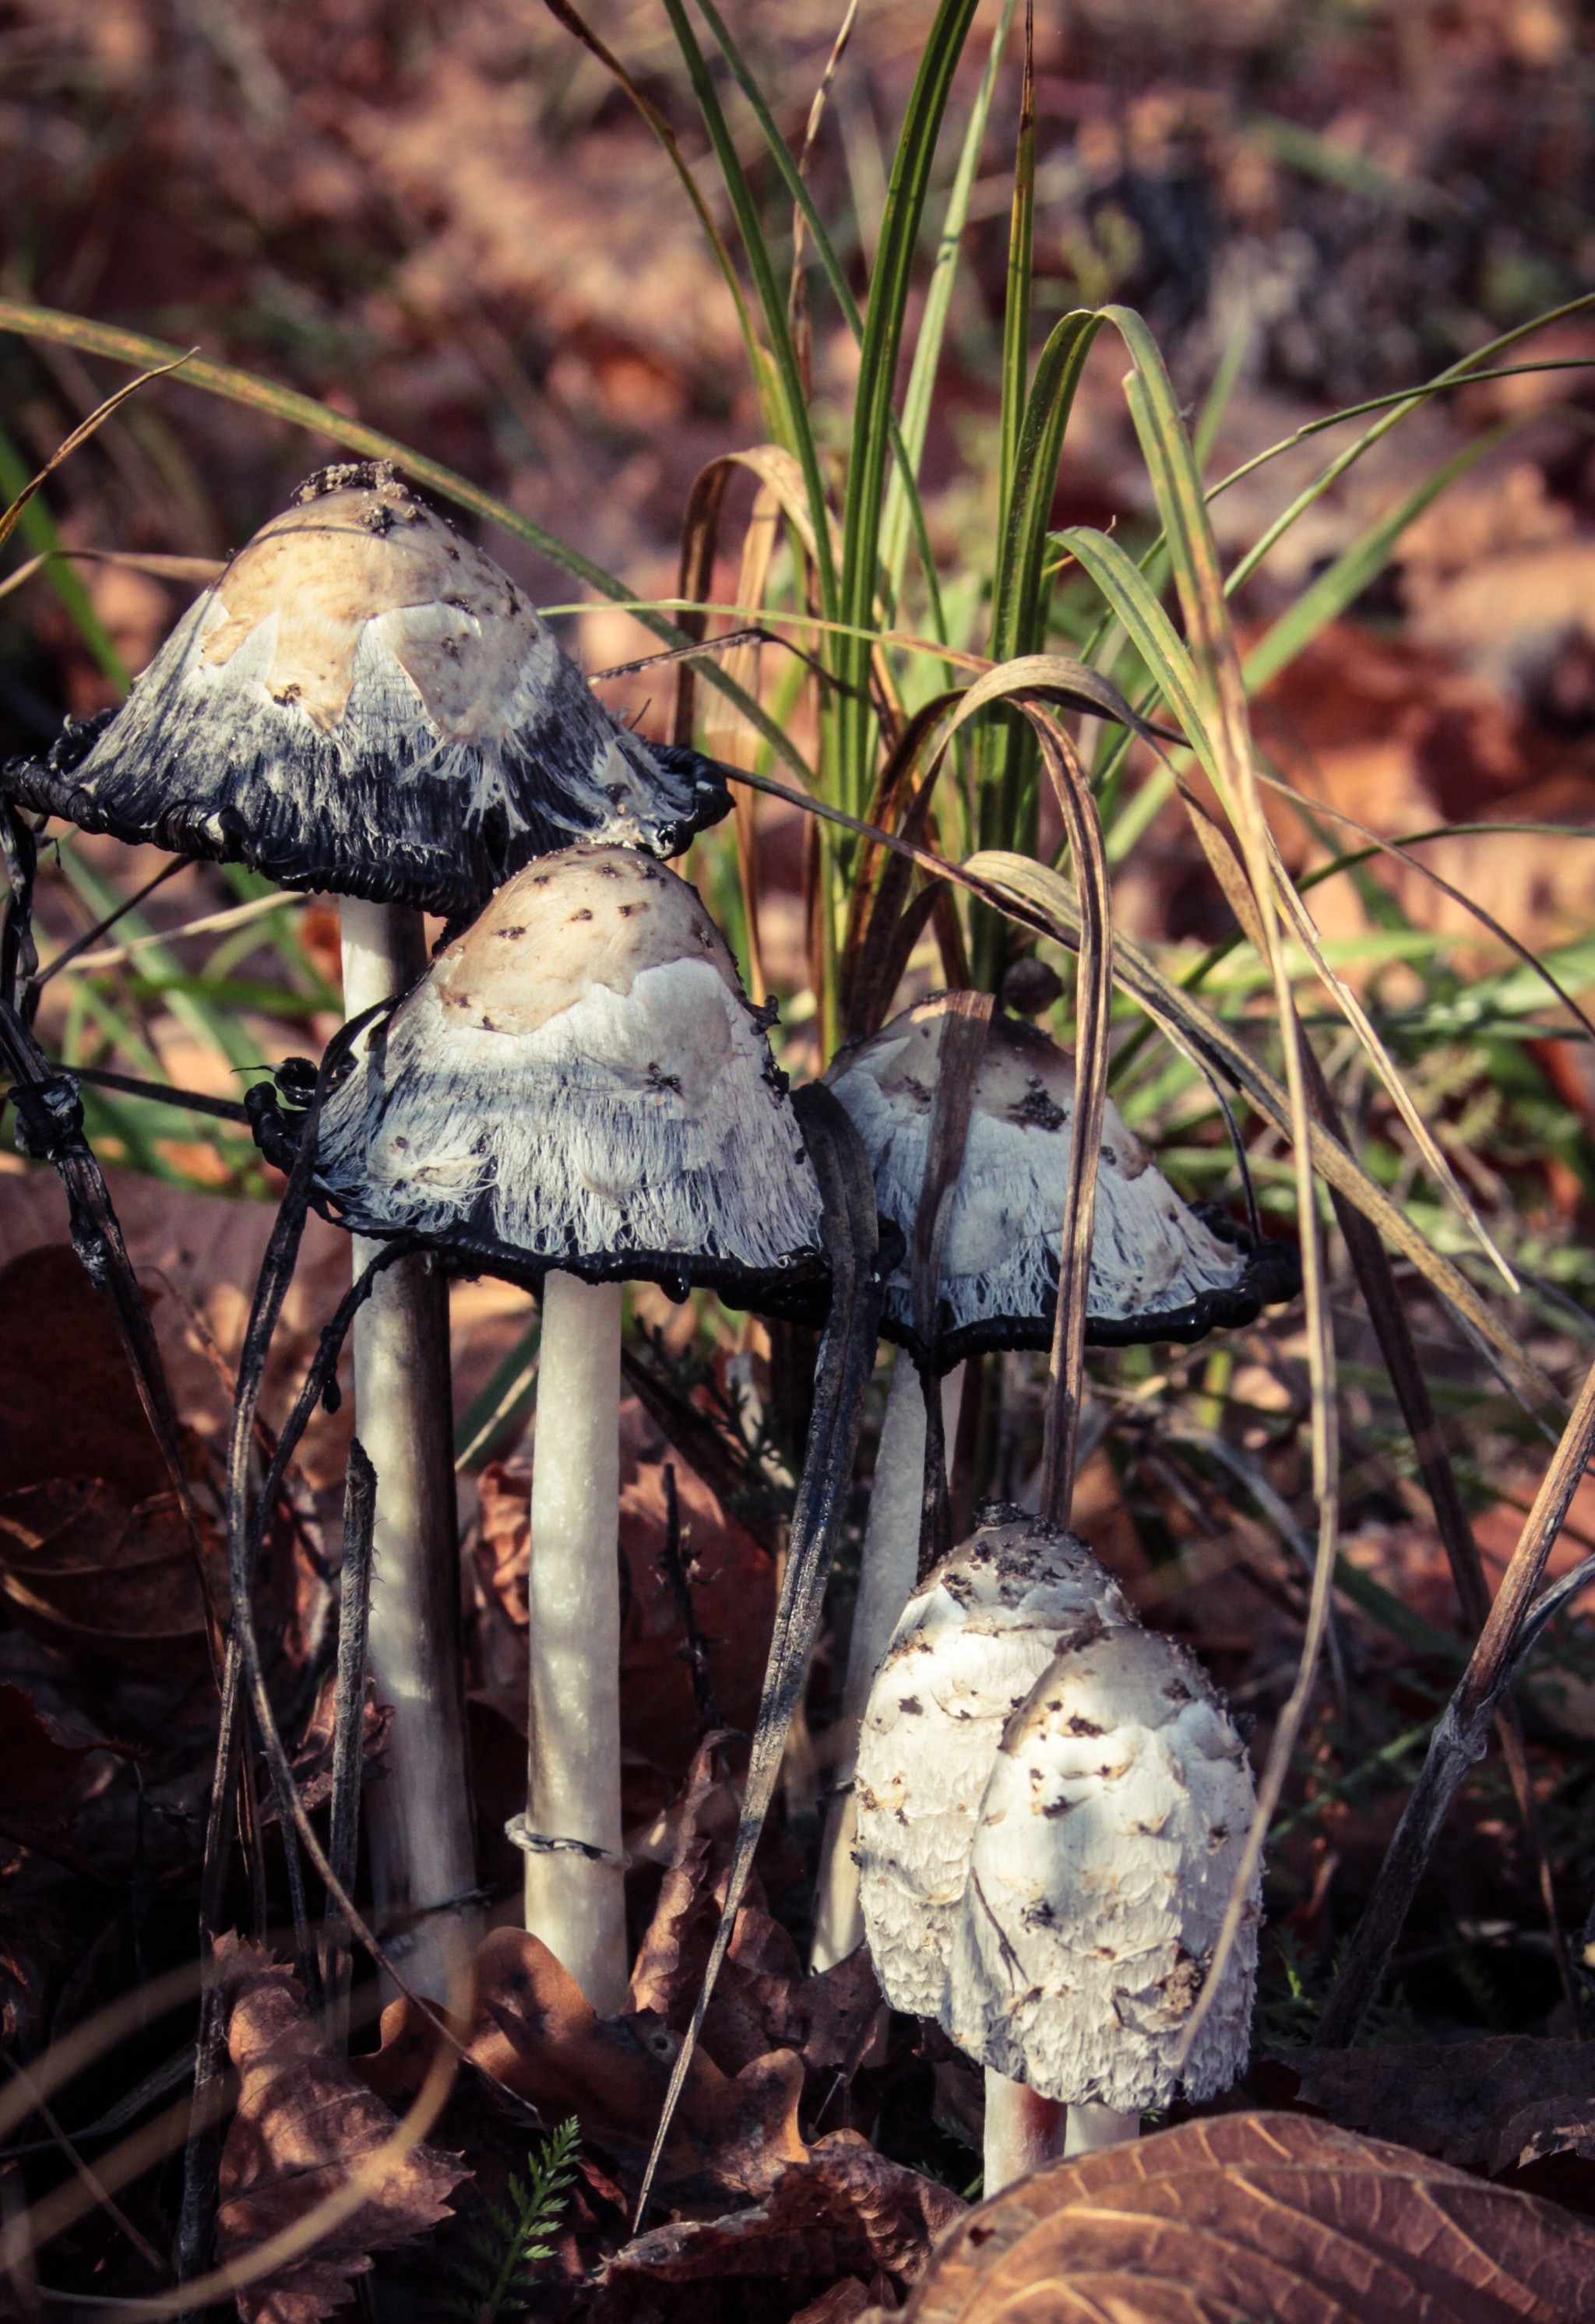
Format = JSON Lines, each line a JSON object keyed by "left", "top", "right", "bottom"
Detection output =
{"left": 593, "top": 2132, "right": 960, "bottom": 2322}
{"left": 0, "top": 1245, "right": 174, "bottom": 1500}
{"left": 280, "top": 1667, "right": 393, "bottom": 1815}
{"left": 360, "top": 1924, "right": 805, "bottom": 2209}
{"left": 216, "top": 1933, "right": 467, "bottom": 2324}
{"left": 790, "top": 2282, "right": 894, "bottom": 2324}
{"left": 1287, "top": 2037, "right": 1595, "bottom": 2176}
{"left": 629, "top": 1734, "right": 883, "bottom": 2097}
{"left": 903, "top": 2111, "right": 1595, "bottom": 2323}
{"left": 474, "top": 1400, "right": 775, "bottom": 1783}
{"left": 0, "top": 1476, "right": 225, "bottom": 1671}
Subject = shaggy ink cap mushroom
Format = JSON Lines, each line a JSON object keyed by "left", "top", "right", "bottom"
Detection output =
{"left": 947, "top": 1624, "right": 1261, "bottom": 2114}
{"left": 2, "top": 463, "right": 730, "bottom": 915}
{"left": 826, "top": 995, "right": 1298, "bottom": 1374}
{"left": 854, "top": 1502, "right": 1136, "bottom": 2019}
{"left": 312, "top": 843, "right": 826, "bottom": 1308}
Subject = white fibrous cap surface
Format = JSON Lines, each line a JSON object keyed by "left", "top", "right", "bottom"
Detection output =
{"left": 854, "top": 1510, "right": 1135, "bottom": 2019}
{"left": 827, "top": 1000, "right": 1248, "bottom": 1340}
{"left": 946, "top": 1625, "right": 1260, "bottom": 2112}
{"left": 315, "top": 846, "right": 824, "bottom": 1276}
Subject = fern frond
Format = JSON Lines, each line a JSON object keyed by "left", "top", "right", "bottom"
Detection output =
{"left": 444, "top": 2118, "right": 583, "bottom": 2323}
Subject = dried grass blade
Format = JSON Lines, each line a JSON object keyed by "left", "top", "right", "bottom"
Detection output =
{"left": 0, "top": 350, "right": 195, "bottom": 558}
{"left": 1315, "top": 1354, "right": 1595, "bottom": 2048}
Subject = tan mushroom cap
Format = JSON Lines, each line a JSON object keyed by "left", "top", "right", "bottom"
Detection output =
{"left": 432, "top": 846, "right": 743, "bottom": 1041}
{"left": 199, "top": 474, "right": 542, "bottom": 742}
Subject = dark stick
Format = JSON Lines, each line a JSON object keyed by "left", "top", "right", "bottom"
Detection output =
{"left": 0, "top": 999, "right": 227, "bottom": 1671}
{"left": 910, "top": 991, "right": 992, "bottom": 1582}
{"left": 325, "top": 1440, "right": 377, "bottom": 2051}
{"left": 174, "top": 1639, "right": 247, "bottom": 2283}
{"left": 1303, "top": 1044, "right": 1580, "bottom": 2011}
{"left": 1034, "top": 722, "right": 1111, "bottom": 1530}
{"left": 635, "top": 1083, "right": 882, "bottom": 2226}
{"left": 1315, "top": 1355, "right": 1595, "bottom": 2049}
{"left": 657, "top": 1463, "right": 723, "bottom": 1737}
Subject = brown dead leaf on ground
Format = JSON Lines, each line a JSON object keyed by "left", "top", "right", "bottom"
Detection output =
{"left": 0, "top": 1477, "right": 223, "bottom": 1670}
{"left": 903, "top": 2111, "right": 1595, "bottom": 2324}
{"left": 0, "top": 1681, "right": 135, "bottom": 1864}
{"left": 474, "top": 1400, "right": 775, "bottom": 1783}
{"left": 629, "top": 1734, "right": 882, "bottom": 2097}
{"left": 216, "top": 1933, "right": 467, "bottom": 2324}
{"left": 279, "top": 1667, "right": 392, "bottom": 1815}
{"left": 360, "top": 1924, "right": 806, "bottom": 2210}
{"left": 594, "top": 2131, "right": 962, "bottom": 2323}
{"left": 1287, "top": 2038, "right": 1595, "bottom": 2178}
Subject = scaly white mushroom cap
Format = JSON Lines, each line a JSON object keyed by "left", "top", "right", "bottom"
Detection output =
{"left": 826, "top": 998, "right": 1268, "bottom": 1370}
{"left": 314, "top": 844, "right": 825, "bottom": 1301}
{"left": 2, "top": 463, "right": 727, "bottom": 915}
{"left": 854, "top": 1505, "right": 1136, "bottom": 2019}
{"left": 946, "top": 1625, "right": 1260, "bottom": 2112}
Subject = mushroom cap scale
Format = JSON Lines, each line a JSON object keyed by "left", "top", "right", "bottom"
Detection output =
{"left": 946, "top": 1625, "right": 1260, "bottom": 2113}
{"left": 854, "top": 1507, "right": 1135, "bottom": 2020}
{"left": 314, "top": 846, "right": 826, "bottom": 1305}
{"left": 826, "top": 997, "right": 1296, "bottom": 1371}
{"left": 2, "top": 465, "right": 728, "bottom": 915}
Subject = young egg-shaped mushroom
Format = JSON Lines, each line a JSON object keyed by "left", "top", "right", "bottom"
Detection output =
{"left": 853, "top": 1504, "right": 1136, "bottom": 2019}
{"left": 814, "top": 994, "right": 1294, "bottom": 1974}
{"left": 828, "top": 995, "right": 1293, "bottom": 1372}
{"left": 946, "top": 1624, "right": 1261, "bottom": 2178}
{"left": 3, "top": 461, "right": 728, "bottom": 914}
{"left": 311, "top": 843, "right": 824, "bottom": 2012}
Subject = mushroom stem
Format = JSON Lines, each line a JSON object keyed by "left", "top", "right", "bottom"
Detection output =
{"left": 523, "top": 1269, "right": 629, "bottom": 2014}
{"left": 811, "top": 1353, "right": 963, "bottom": 1972}
{"left": 338, "top": 897, "right": 479, "bottom": 2005}
{"left": 1064, "top": 2101, "right": 1142, "bottom": 2156}
{"left": 983, "top": 2072, "right": 1068, "bottom": 2195}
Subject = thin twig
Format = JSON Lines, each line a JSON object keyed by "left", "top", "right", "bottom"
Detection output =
{"left": 30, "top": 857, "right": 187, "bottom": 988}
{"left": 1315, "top": 1354, "right": 1595, "bottom": 2048}
{"left": 0, "top": 2058, "right": 167, "bottom": 2280}
{"left": 910, "top": 991, "right": 992, "bottom": 1577}
{"left": 657, "top": 1463, "right": 723, "bottom": 1737}
{"left": 325, "top": 1440, "right": 377, "bottom": 2051}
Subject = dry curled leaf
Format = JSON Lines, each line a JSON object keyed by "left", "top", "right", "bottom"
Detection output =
{"left": 595, "top": 2132, "right": 962, "bottom": 2322}
{"left": 629, "top": 1734, "right": 882, "bottom": 2097}
{"left": 0, "top": 1475, "right": 224, "bottom": 1669}
{"left": 1287, "top": 2038, "right": 1595, "bottom": 2177}
{"left": 216, "top": 1934, "right": 467, "bottom": 2324}
{"left": 360, "top": 1924, "right": 805, "bottom": 2209}
{"left": 903, "top": 2111, "right": 1595, "bottom": 2323}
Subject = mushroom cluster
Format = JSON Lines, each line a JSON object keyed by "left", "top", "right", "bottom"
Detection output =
{"left": 6, "top": 453, "right": 1287, "bottom": 2171}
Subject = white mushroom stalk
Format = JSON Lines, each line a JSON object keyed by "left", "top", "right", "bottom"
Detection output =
{"left": 810, "top": 1354, "right": 963, "bottom": 1972}
{"left": 947, "top": 1625, "right": 1262, "bottom": 2188}
{"left": 340, "top": 900, "right": 479, "bottom": 2004}
{"left": 315, "top": 845, "right": 824, "bottom": 2011}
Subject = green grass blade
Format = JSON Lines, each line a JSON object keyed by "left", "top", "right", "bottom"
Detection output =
{"left": 837, "top": 0, "right": 981, "bottom": 822}
{"left": 881, "top": 0, "right": 1018, "bottom": 615}
{"left": 1241, "top": 424, "right": 1511, "bottom": 696}
{"left": 995, "top": 1, "right": 1035, "bottom": 553}
{"left": 0, "top": 423, "right": 127, "bottom": 690}
{"left": 963, "top": 847, "right": 1551, "bottom": 1403}
{"left": 659, "top": 0, "right": 836, "bottom": 618}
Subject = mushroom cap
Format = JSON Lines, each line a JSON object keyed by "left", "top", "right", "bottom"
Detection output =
{"left": 2, "top": 463, "right": 728, "bottom": 914}
{"left": 946, "top": 1625, "right": 1260, "bottom": 2112}
{"left": 826, "top": 996, "right": 1296, "bottom": 1372}
{"left": 313, "top": 843, "right": 826, "bottom": 1305}
{"left": 854, "top": 1505, "right": 1136, "bottom": 2019}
